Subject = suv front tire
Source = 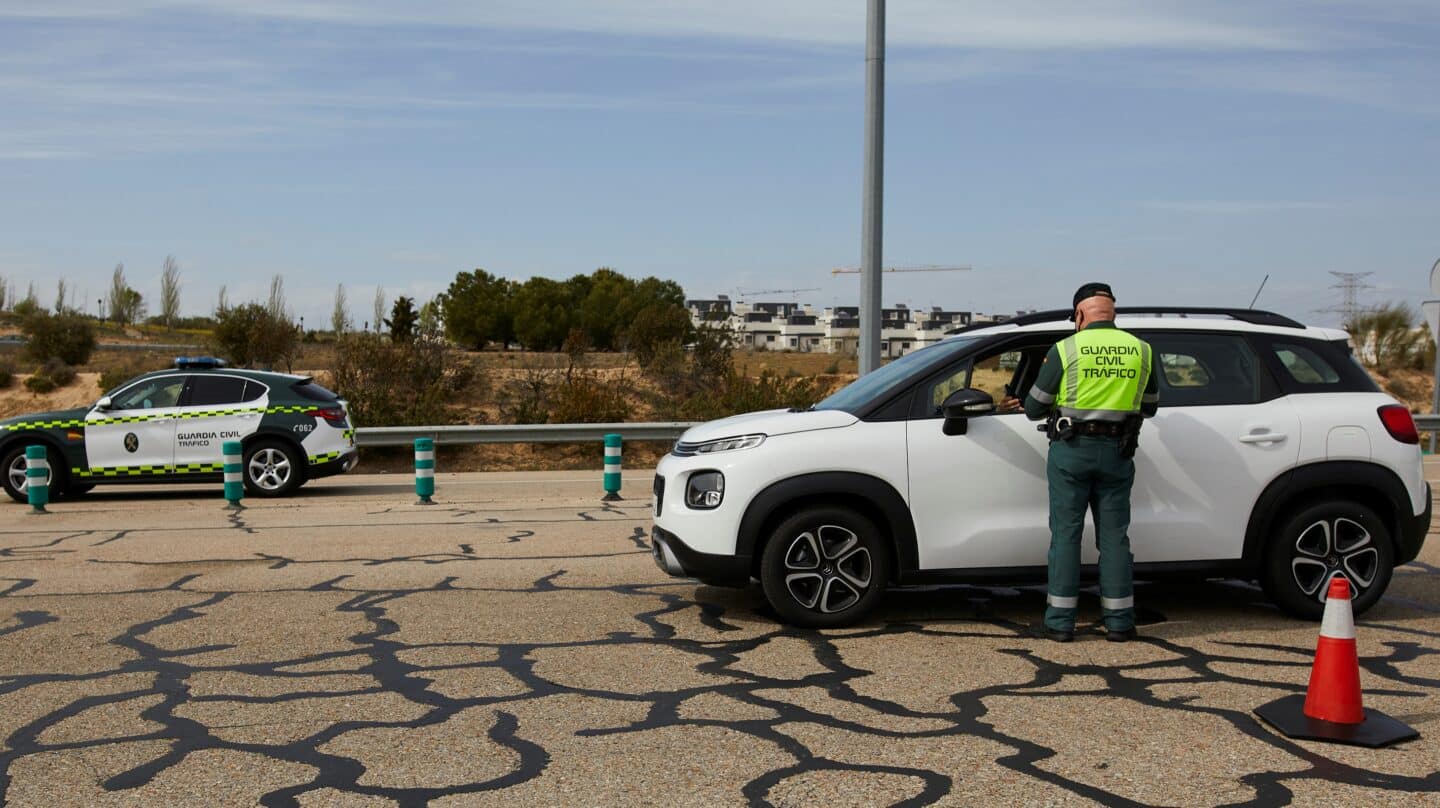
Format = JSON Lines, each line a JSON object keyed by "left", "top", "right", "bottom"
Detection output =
{"left": 759, "top": 506, "right": 892, "bottom": 628}
{"left": 2, "top": 444, "right": 67, "bottom": 503}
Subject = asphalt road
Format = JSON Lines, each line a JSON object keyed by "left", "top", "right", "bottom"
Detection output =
{"left": 1, "top": 468, "right": 1437, "bottom": 806}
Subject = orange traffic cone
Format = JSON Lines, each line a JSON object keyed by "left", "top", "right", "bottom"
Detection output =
{"left": 1254, "top": 577, "right": 1419, "bottom": 748}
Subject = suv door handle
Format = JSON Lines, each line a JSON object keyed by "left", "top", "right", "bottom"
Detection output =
{"left": 1239, "top": 432, "right": 1287, "bottom": 444}
{"left": 238, "top": 412, "right": 259, "bottom": 419}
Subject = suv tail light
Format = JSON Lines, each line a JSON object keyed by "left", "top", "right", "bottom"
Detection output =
{"left": 304, "top": 408, "right": 347, "bottom": 423}
{"left": 1377, "top": 405, "right": 1419, "bottom": 445}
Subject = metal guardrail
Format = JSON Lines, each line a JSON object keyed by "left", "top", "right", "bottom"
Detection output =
{"left": 354, "top": 422, "right": 700, "bottom": 448}
{"left": 1415, "top": 415, "right": 1440, "bottom": 432}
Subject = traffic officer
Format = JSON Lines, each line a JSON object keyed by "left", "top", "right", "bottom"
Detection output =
{"left": 1023, "top": 283, "right": 1158, "bottom": 642}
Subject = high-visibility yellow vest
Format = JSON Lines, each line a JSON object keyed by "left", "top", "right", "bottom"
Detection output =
{"left": 1055, "top": 327, "right": 1152, "bottom": 421}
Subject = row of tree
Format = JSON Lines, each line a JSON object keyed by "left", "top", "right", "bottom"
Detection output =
{"left": 6, "top": 262, "right": 696, "bottom": 368}
{"left": 0, "top": 261, "right": 185, "bottom": 328}
{"left": 436, "top": 268, "right": 690, "bottom": 357}
{"left": 325, "top": 267, "right": 692, "bottom": 359}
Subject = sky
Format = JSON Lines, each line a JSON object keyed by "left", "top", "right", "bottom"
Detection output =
{"left": 2, "top": 1, "right": 1438, "bottom": 329}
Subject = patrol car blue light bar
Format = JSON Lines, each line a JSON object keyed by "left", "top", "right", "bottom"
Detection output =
{"left": 174, "top": 356, "right": 228, "bottom": 369}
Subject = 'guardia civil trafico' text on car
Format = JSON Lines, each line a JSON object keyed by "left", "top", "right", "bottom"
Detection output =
{"left": 2, "top": 357, "right": 357, "bottom": 501}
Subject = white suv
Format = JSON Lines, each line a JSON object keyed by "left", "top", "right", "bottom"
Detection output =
{"left": 651, "top": 308, "right": 1431, "bottom": 627}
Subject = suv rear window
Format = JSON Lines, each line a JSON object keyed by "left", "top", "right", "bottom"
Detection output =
{"left": 1257, "top": 337, "right": 1378, "bottom": 394}
{"left": 292, "top": 381, "right": 340, "bottom": 402}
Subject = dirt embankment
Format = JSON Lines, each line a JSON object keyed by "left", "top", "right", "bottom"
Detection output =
{"left": 0, "top": 373, "right": 104, "bottom": 419}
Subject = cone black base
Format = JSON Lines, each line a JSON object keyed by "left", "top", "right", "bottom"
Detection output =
{"left": 1254, "top": 695, "right": 1419, "bottom": 748}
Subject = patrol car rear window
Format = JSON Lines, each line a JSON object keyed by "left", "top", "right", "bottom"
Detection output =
{"left": 292, "top": 381, "right": 339, "bottom": 402}
{"left": 187, "top": 375, "right": 249, "bottom": 407}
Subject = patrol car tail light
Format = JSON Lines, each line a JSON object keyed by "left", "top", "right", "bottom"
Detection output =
{"left": 304, "top": 408, "right": 346, "bottom": 422}
{"left": 1377, "top": 405, "right": 1419, "bottom": 445}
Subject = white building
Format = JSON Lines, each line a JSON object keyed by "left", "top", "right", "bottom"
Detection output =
{"left": 686, "top": 296, "right": 1030, "bottom": 357}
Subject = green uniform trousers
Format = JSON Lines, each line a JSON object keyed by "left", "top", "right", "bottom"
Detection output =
{"left": 1044, "top": 435, "right": 1136, "bottom": 633}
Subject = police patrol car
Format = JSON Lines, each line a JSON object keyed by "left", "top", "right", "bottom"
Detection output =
{"left": 651, "top": 307, "right": 1430, "bottom": 627}
{"left": 1, "top": 357, "right": 357, "bottom": 501}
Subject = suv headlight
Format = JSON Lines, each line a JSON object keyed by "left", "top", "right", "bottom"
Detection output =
{"left": 686, "top": 471, "right": 724, "bottom": 510}
{"left": 680, "top": 434, "right": 765, "bottom": 455}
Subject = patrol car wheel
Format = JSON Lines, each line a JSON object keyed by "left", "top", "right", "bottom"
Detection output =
{"left": 3, "top": 445, "right": 67, "bottom": 503}
{"left": 1262, "top": 500, "right": 1394, "bottom": 620}
{"left": 759, "top": 506, "right": 891, "bottom": 628}
{"left": 242, "top": 440, "right": 304, "bottom": 497}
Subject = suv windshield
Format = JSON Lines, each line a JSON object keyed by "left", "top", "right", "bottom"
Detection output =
{"left": 814, "top": 337, "right": 981, "bottom": 414}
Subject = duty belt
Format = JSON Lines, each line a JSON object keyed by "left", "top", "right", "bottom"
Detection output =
{"left": 1071, "top": 420, "right": 1127, "bottom": 438}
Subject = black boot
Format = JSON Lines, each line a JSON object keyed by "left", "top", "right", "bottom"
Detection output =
{"left": 1027, "top": 623, "right": 1074, "bottom": 643}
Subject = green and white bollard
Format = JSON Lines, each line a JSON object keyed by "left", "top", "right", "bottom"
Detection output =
{"left": 415, "top": 437, "right": 435, "bottom": 505}
{"left": 223, "top": 440, "right": 244, "bottom": 509}
{"left": 25, "top": 445, "right": 49, "bottom": 515}
{"left": 602, "top": 433, "right": 622, "bottom": 501}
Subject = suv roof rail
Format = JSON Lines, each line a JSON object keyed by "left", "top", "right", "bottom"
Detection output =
{"left": 946, "top": 307, "right": 1306, "bottom": 335}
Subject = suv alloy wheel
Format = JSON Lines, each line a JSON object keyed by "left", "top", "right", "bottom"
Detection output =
{"left": 243, "top": 439, "right": 304, "bottom": 497}
{"left": 1262, "top": 500, "right": 1395, "bottom": 619}
{"left": 760, "top": 506, "right": 892, "bottom": 628}
{"left": 2, "top": 444, "right": 67, "bottom": 503}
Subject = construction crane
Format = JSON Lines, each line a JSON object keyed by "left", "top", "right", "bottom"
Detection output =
{"left": 736, "top": 287, "right": 821, "bottom": 298}
{"left": 831, "top": 264, "right": 971, "bottom": 275}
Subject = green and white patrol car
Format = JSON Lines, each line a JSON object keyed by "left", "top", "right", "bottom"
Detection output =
{"left": 1, "top": 357, "right": 357, "bottom": 502}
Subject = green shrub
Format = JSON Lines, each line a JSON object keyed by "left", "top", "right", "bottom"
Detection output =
{"left": 99, "top": 360, "right": 152, "bottom": 393}
{"left": 0, "top": 364, "right": 14, "bottom": 389}
{"left": 21, "top": 312, "right": 97, "bottom": 365}
{"left": 1346, "top": 303, "right": 1432, "bottom": 372}
{"left": 24, "top": 374, "right": 55, "bottom": 393}
{"left": 497, "top": 364, "right": 633, "bottom": 424}
{"left": 672, "top": 368, "right": 820, "bottom": 421}
{"left": 39, "top": 357, "right": 76, "bottom": 387}
{"left": 211, "top": 303, "right": 298, "bottom": 370}
{"left": 24, "top": 357, "right": 77, "bottom": 393}
{"left": 329, "top": 333, "right": 479, "bottom": 426}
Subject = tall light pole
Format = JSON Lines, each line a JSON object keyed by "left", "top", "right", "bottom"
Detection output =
{"left": 1424, "top": 259, "right": 1440, "bottom": 452}
{"left": 859, "top": 0, "right": 886, "bottom": 375}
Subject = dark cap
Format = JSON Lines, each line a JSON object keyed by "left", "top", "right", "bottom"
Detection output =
{"left": 1070, "top": 282, "right": 1115, "bottom": 320}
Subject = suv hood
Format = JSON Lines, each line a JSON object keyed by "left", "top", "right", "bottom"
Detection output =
{"left": 1, "top": 406, "right": 92, "bottom": 428}
{"left": 680, "top": 408, "right": 857, "bottom": 444}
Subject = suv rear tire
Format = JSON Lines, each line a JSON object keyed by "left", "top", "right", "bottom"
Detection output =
{"left": 1262, "top": 500, "right": 1394, "bottom": 620}
{"left": 759, "top": 506, "right": 891, "bottom": 628}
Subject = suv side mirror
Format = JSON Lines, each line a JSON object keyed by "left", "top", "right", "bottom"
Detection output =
{"left": 95, "top": 396, "right": 113, "bottom": 411}
{"left": 941, "top": 388, "right": 996, "bottom": 436}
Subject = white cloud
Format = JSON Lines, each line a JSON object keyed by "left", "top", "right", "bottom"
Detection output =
{"left": 1142, "top": 200, "right": 1344, "bottom": 214}
{"left": 0, "top": 1, "right": 1344, "bottom": 51}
